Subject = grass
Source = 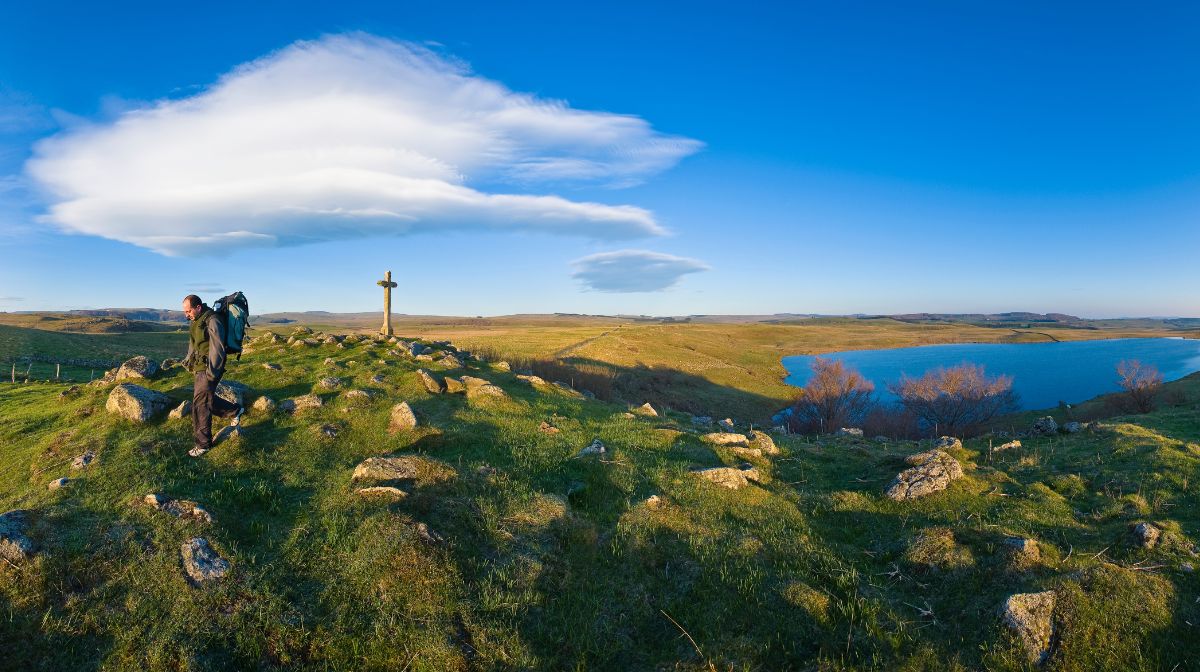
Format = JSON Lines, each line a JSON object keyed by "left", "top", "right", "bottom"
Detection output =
{"left": 1, "top": 324, "right": 1198, "bottom": 670}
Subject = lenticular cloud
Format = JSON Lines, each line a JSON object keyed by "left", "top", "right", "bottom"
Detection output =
{"left": 25, "top": 34, "right": 702, "bottom": 256}
{"left": 572, "top": 249, "right": 710, "bottom": 292}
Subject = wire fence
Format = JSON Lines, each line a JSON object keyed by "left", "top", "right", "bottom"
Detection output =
{"left": 4, "top": 355, "right": 123, "bottom": 383}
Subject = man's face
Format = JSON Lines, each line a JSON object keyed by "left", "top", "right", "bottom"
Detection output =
{"left": 182, "top": 300, "right": 201, "bottom": 321}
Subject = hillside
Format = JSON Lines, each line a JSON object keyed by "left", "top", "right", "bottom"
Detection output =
{"left": 1, "top": 330, "right": 1198, "bottom": 670}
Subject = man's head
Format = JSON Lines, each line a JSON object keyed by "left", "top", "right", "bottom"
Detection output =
{"left": 182, "top": 295, "right": 203, "bottom": 321}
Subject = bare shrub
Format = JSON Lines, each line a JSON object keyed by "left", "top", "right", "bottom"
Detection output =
{"left": 788, "top": 358, "right": 875, "bottom": 434}
{"left": 889, "top": 363, "right": 1019, "bottom": 437}
{"left": 1116, "top": 359, "right": 1162, "bottom": 413}
{"left": 861, "top": 404, "right": 922, "bottom": 440}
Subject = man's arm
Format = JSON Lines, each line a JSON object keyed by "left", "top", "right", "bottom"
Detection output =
{"left": 206, "top": 315, "right": 227, "bottom": 378}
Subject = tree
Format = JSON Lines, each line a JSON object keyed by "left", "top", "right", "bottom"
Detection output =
{"left": 889, "top": 363, "right": 1019, "bottom": 436}
{"left": 789, "top": 358, "right": 875, "bottom": 433}
{"left": 1116, "top": 359, "right": 1162, "bottom": 413}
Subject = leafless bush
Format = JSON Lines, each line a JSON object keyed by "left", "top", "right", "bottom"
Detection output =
{"left": 1116, "top": 359, "right": 1162, "bottom": 413}
{"left": 861, "top": 404, "right": 922, "bottom": 439}
{"left": 889, "top": 363, "right": 1019, "bottom": 437}
{"left": 788, "top": 358, "right": 875, "bottom": 434}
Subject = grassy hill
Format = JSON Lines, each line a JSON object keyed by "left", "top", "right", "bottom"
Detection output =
{"left": 1, "top": 329, "right": 1198, "bottom": 670}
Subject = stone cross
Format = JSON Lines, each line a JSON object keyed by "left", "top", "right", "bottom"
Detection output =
{"left": 376, "top": 270, "right": 398, "bottom": 336}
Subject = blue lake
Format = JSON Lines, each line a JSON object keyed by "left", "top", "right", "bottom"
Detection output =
{"left": 782, "top": 338, "right": 1200, "bottom": 411}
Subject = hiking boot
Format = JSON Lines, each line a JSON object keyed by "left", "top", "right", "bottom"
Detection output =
{"left": 231, "top": 404, "right": 245, "bottom": 428}
{"left": 188, "top": 445, "right": 209, "bottom": 458}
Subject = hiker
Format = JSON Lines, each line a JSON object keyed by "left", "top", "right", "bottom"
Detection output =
{"left": 181, "top": 294, "right": 243, "bottom": 457}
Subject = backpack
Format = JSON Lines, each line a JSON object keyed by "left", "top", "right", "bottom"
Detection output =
{"left": 213, "top": 291, "right": 249, "bottom": 360}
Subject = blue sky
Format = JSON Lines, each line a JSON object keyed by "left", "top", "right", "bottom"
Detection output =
{"left": 1, "top": 1, "right": 1197, "bottom": 317}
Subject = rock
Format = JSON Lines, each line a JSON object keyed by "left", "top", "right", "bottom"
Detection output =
{"left": 351, "top": 455, "right": 457, "bottom": 486}
{"left": 578, "top": 439, "right": 606, "bottom": 457}
{"left": 516, "top": 374, "right": 547, "bottom": 386}
{"left": 691, "top": 415, "right": 713, "bottom": 427}
{"left": 645, "top": 494, "right": 664, "bottom": 509}
{"left": 317, "top": 376, "right": 344, "bottom": 390}
{"left": 1063, "top": 421, "right": 1082, "bottom": 433}
{"left": 115, "top": 355, "right": 160, "bottom": 381}
{"left": 323, "top": 336, "right": 339, "bottom": 345}
{"left": 439, "top": 354, "right": 464, "bottom": 369}
{"left": 494, "top": 361, "right": 511, "bottom": 372}
{"left": 692, "top": 464, "right": 761, "bottom": 489}
{"left": 995, "top": 439, "right": 1022, "bottom": 451}
{"left": 1031, "top": 416, "right": 1059, "bottom": 436}
{"left": 169, "top": 400, "right": 192, "bottom": 420}
{"left": 216, "top": 380, "right": 249, "bottom": 406}
{"left": 71, "top": 450, "right": 96, "bottom": 470}
{"left": 444, "top": 377, "right": 466, "bottom": 394}
{"left": 1133, "top": 522, "right": 1161, "bottom": 549}
{"left": 633, "top": 402, "right": 658, "bottom": 417}
{"left": 873, "top": 435, "right": 890, "bottom": 443}
{"left": 262, "top": 362, "right": 281, "bottom": 370}
{"left": 621, "top": 412, "right": 636, "bottom": 419}
{"left": 387, "top": 402, "right": 418, "bottom": 433}
{"left": 416, "top": 369, "right": 444, "bottom": 394}
{"left": 467, "top": 383, "right": 507, "bottom": 399}
{"left": 539, "top": 421, "right": 560, "bottom": 434}
{"left": 835, "top": 427, "right": 864, "bottom": 438}
{"left": 718, "top": 418, "right": 736, "bottom": 432}
{"left": 344, "top": 389, "right": 372, "bottom": 404}
{"left": 315, "top": 424, "right": 338, "bottom": 439}
{"left": 280, "top": 394, "right": 323, "bottom": 414}
{"left": 413, "top": 522, "right": 444, "bottom": 545}
{"left": 58, "top": 385, "right": 80, "bottom": 398}
{"left": 48, "top": 477, "right": 70, "bottom": 490}
{"left": 1002, "top": 537, "right": 1041, "bottom": 569}
{"left": 460, "top": 376, "right": 490, "bottom": 390}
{"left": 748, "top": 431, "right": 780, "bottom": 455}
{"left": 371, "top": 374, "right": 386, "bottom": 384}
{"left": 323, "top": 357, "right": 339, "bottom": 366}
{"left": 143, "top": 494, "right": 212, "bottom": 523}
{"left": 730, "top": 447, "right": 764, "bottom": 461}
{"left": 181, "top": 538, "right": 230, "bottom": 586}
{"left": 0, "top": 510, "right": 35, "bottom": 563}
{"left": 356, "top": 486, "right": 407, "bottom": 498}
{"left": 252, "top": 396, "right": 277, "bottom": 413}
{"left": 415, "top": 354, "right": 435, "bottom": 362}
{"left": 701, "top": 432, "right": 750, "bottom": 447}
{"left": 1001, "top": 591, "right": 1055, "bottom": 665}
{"left": 885, "top": 450, "right": 964, "bottom": 501}
{"left": 933, "top": 436, "right": 962, "bottom": 451}
{"left": 106, "top": 383, "right": 172, "bottom": 423}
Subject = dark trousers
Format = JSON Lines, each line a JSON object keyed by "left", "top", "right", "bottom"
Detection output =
{"left": 192, "top": 371, "right": 239, "bottom": 450}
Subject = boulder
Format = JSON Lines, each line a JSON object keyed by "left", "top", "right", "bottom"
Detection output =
{"left": 48, "top": 477, "right": 70, "bottom": 490}
{"left": 344, "top": 389, "right": 372, "bottom": 404}
{"left": 280, "top": 394, "right": 323, "bottom": 414}
{"left": 115, "top": 355, "right": 160, "bottom": 381}
{"left": 252, "top": 396, "right": 277, "bottom": 413}
{"left": 1063, "top": 421, "right": 1082, "bottom": 433}
{"left": 351, "top": 455, "right": 457, "bottom": 486}
{"left": 1001, "top": 591, "right": 1056, "bottom": 665}
{"left": 691, "top": 464, "right": 761, "bottom": 490}
{"left": 468, "top": 383, "right": 507, "bottom": 399}
{"left": 106, "top": 383, "right": 172, "bottom": 423}
{"left": 168, "top": 400, "right": 192, "bottom": 421}
{"left": 216, "top": 380, "right": 249, "bottom": 406}
{"left": 317, "top": 376, "right": 344, "bottom": 390}
{"left": 516, "top": 374, "right": 547, "bottom": 386}
{"left": 748, "top": 431, "right": 780, "bottom": 456}
{"left": 144, "top": 494, "right": 212, "bottom": 523}
{"left": 439, "top": 354, "right": 464, "bottom": 369}
{"left": 181, "top": 537, "right": 230, "bottom": 586}
{"left": 632, "top": 402, "right": 658, "bottom": 417}
{"left": 416, "top": 369, "right": 444, "bottom": 394}
{"left": 444, "top": 377, "right": 466, "bottom": 394}
{"left": 0, "top": 510, "right": 35, "bottom": 563}
{"left": 1002, "top": 537, "right": 1041, "bottom": 569}
{"left": 995, "top": 439, "right": 1022, "bottom": 451}
{"left": 1031, "top": 417, "right": 1059, "bottom": 436}
{"left": 933, "top": 436, "right": 962, "bottom": 451}
{"left": 494, "top": 361, "right": 512, "bottom": 372}
{"left": 885, "top": 450, "right": 964, "bottom": 501}
{"left": 701, "top": 432, "right": 750, "bottom": 447}
{"left": 387, "top": 402, "right": 418, "bottom": 433}
{"left": 835, "top": 427, "right": 864, "bottom": 438}
{"left": 718, "top": 418, "right": 736, "bottom": 432}
{"left": 1133, "top": 522, "right": 1161, "bottom": 549}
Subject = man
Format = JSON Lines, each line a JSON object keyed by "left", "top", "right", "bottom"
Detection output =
{"left": 181, "top": 294, "right": 243, "bottom": 457}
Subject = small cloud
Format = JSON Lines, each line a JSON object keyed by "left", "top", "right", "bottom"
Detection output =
{"left": 571, "top": 249, "right": 709, "bottom": 293}
{"left": 26, "top": 33, "right": 701, "bottom": 256}
{"left": 185, "top": 283, "right": 226, "bottom": 295}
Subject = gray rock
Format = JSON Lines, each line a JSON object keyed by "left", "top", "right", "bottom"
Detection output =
{"left": 144, "top": 494, "right": 212, "bottom": 523}
{"left": 216, "top": 380, "right": 249, "bottom": 406}
{"left": 494, "top": 361, "right": 511, "bottom": 372}
{"left": 933, "top": 436, "right": 962, "bottom": 451}
{"left": 71, "top": 450, "right": 96, "bottom": 470}
{"left": 467, "top": 383, "right": 507, "bottom": 399}
{"left": 0, "top": 510, "right": 35, "bottom": 563}
{"left": 439, "top": 354, "right": 464, "bottom": 369}
{"left": 252, "top": 396, "right": 277, "bottom": 413}
{"left": 633, "top": 402, "right": 658, "bottom": 417}
{"left": 444, "top": 377, "right": 466, "bottom": 394}
{"left": 351, "top": 455, "right": 457, "bottom": 485}
{"left": 701, "top": 432, "right": 750, "bottom": 447}
{"left": 317, "top": 376, "right": 344, "bottom": 390}
{"left": 835, "top": 427, "right": 864, "bottom": 438}
{"left": 416, "top": 368, "right": 444, "bottom": 394}
{"left": 1133, "top": 522, "right": 1161, "bottom": 549}
{"left": 1031, "top": 416, "right": 1059, "bottom": 436}
{"left": 885, "top": 450, "right": 964, "bottom": 501}
{"left": 168, "top": 400, "right": 192, "bottom": 421}
{"left": 280, "top": 394, "right": 323, "bottom": 414}
{"left": 577, "top": 439, "right": 606, "bottom": 457}
{"left": 718, "top": 418, "right": 736, "bottom": 432}
{"left": 1001, "top": 591, "right": 1055, "bottom": 665}
{"left": 106, "top": 383, "right": 172, "bottom": 423}
{"left": 691, "top": 464, "right": 762, "bottom": 490}
{"left": 1063, "top": 421, "right": 1082, "bottom": 433}
{"left": 344, "top": 389, "right": 372, "bottom": 404}
{"left": 115, "top": 355, "right": 160, "bottom": 381}
{"left": 748, "top": 430, "right": 780, "bottom": 456}
{"left": 387, "top": 402, "right": 418, "bottom": 433}
{"left": 181, "top": 537, "right": 230, "bottom": 586}
{"left": 48, "top": 477, "right": 70, "bottom": 490}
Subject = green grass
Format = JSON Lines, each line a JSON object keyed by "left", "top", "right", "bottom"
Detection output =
{"left": 0, "top": 323, "right": 187, "bottom": 382}
{"left": 1, "top": 328, "right": 1198, "bottom": 670}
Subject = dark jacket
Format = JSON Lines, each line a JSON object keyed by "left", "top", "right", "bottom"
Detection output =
{"left": 183, "top": 307, "right": 227, "bottom": 379}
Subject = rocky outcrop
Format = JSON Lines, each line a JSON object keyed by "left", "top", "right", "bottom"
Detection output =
{"left": 387, "top": 402, "right": 418, "bottom": 433}
{"left": 632, "top": 403, "right": 658, "bottom": 417}
{"left": 0, "top": 510, "right": 35, "bottom": 563}
{"left": 748, "top": 431, "right": 780, "bottom": 456}
{"left": 317, "top": 376, "right": 344, "bottom": 390}
{"left": 691, "top": 464, "right": 761, "bottom": 490}
{"left": 577, "top": 439, "right": 606, "bottom": 457}
{"left": 885, "top": 450, "right": 964, "bottom": 501}
{"left": 144, "top": 494, "right": 213, "bottom": 523}
{"left": 280, "top": 394, "right": 323, "bottom": 414}
{"left": 701, "top": 432, "right": 749, "bottom": 447}
{"left": 1002, "top": 537, "right": 1041, "bottom": 570}
{"left": 351, "top": 455, "right": 457, "bottom": 487}
{"left": 216, "top": 381, "right": 249, "bottom": 406}
{"left": 1031, "top": 417, "right": 1058, "bottom": 436}
{"left": 252, "top": 396, "right": 277, "bottom": 413}
{"left": 181, "top": 538, "right": 229, "bottom": 586}
{"left": 1133, "top": 522, "right": 1161, "bottom": 549}
{"left": 115, "top": 355, "right": 160, "bottom": 381}
{"left": 1001, "top": 591, "right": 1056, "bottom": 664}
{"left": 933, "top": 436, "right": 962, "bottom": 451}
{"left": 106, "top": 384, "right": 172, "bottom": 423}
{"left": 416, "top": 369, "right": 444, "bottom": 394}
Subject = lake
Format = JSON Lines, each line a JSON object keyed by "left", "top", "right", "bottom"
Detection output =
{"left": 782, "top": 337, "right": 1200, "bottom": 411}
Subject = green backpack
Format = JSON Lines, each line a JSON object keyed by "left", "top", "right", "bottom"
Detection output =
{"left": 213, "top": 291, "right": 249, "bottom": 360}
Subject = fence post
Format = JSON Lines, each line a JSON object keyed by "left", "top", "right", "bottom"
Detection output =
{"left": 56, "top": 363, "right": 61, "bottom": 380}
{"left": 9, "top": 363, "right": 13, "bottom": 383}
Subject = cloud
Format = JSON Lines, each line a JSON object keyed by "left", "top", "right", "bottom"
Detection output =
{"left": 184, "top": 283, "right": 226, "bottom": 295}
{"left": 25, "top": 34, "right": 702, "bottom": 256}
{"left": 571, "top": 249, "right": 709, "bottom": 292}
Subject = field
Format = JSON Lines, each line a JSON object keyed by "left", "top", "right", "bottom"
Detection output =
{"left": 1, "top": 320, "right": 1198, "bottom": 670}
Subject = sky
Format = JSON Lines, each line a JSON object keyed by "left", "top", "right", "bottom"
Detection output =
{"left": 0, "top": 1, "right": 1197, "bottom": 317}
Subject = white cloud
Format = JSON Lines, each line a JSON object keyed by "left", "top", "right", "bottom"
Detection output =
{"left": 25, "top": 34, "right": 702, "bottom": 256}
{"left": 571, "top": 249, "right": 709, "bottom": 293}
